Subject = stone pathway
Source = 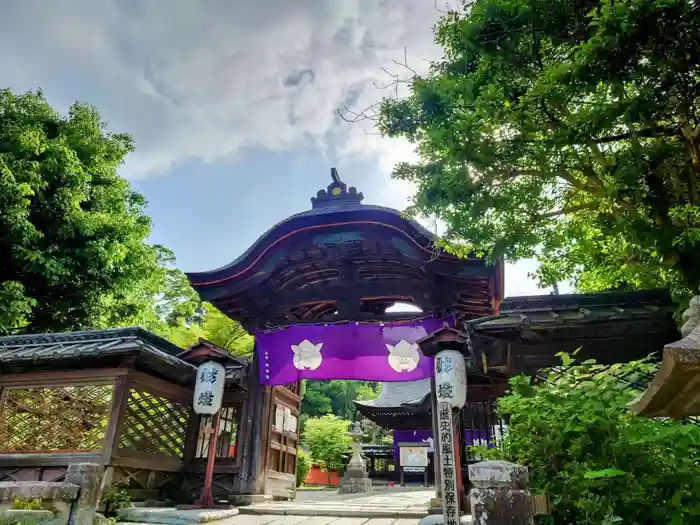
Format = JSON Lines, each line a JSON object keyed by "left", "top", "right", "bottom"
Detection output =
{"left": 214, "top": 517, "right": 424, "bottom": 525}
{"left": 241, "top": 489, "right": 434, "bottom": 519}
{"left": 118, "top": 488, "right": 456, "bottom": 525}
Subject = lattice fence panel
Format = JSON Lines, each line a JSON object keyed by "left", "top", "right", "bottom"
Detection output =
{"left": 0, "top": 384, "right": 113, "bottom": 453}
{"left": 119, "top": 389, "right": 190, "bottom": 458}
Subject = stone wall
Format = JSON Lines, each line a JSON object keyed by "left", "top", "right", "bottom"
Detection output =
{"left": 0, "top": 464, "right": 103, "bottom": 525}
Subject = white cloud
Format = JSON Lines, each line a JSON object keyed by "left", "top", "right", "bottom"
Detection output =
{"left": 0, "top": 0, "right": 573, "bottom": 298}
{"left": 0, "top": 0, "right": 441, "bottom": 181}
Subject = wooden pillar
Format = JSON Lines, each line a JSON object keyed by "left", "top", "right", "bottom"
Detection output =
{"left": 238, "top": 350, "right": 267, "bottom": 495}
{"left": 101, "top": 371, "right": 132, "bottom": 464}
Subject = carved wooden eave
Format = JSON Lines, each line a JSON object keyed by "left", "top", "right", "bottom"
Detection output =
{"left": 186, "top": 169, "right": 504, "bottom": 331}
{"left": 178, "top": 338, "right": 246, "bottom": 367}
{"left": 466, "top": 289, "right": 679, "bottom": 374}
{"left": 415, "top": 326, "right": 469, "bottom": 357}
{"left": 631, "top": 326, "right": 700, "bottom": 418}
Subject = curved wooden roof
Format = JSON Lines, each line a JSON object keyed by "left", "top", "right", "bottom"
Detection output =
{"left": 187, "top": 170, "right": 503, "bottom": 330}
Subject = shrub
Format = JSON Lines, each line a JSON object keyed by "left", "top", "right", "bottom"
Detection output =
{"left": 302, "top": 415, "right": 352, "bottom": 472}
{"left": 296, "top": 449, "right": 311, "bottom": 487}
{"left": 481, "top": 356, "right": 700, "bottom": 524}
{"left": 101, "top": 483, "right": 131, "bottom": 518}
{"left": 10, "top": 500, "right": 42, "bottom": 510}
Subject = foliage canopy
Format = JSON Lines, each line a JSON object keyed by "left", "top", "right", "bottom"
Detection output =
{"left": 0, "top": 88, "right": 253, "bottom": 352}
{"left": 379, "top": 0, "right": 700, "bottom": 300}
{"left": 0, "top": 89, "right": 168, "bottom": 333}
{"left": 479, "top": 357, "right": 700, "bottom": 524}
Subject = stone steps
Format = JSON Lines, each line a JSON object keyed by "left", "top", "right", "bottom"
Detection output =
{"left": 117, "top": 507, "right": 240, "bottom": 525}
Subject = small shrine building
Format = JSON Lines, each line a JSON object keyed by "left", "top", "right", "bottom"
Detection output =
{"left": 354, "top": 288, "right": 678, "bottom": 484}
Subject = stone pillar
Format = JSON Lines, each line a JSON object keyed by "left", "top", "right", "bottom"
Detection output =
{"left": 468, "top": 460, "right": 533, "bottom": 525}
{"left": 65, "top": 463, "right": 104, "bottom": 525}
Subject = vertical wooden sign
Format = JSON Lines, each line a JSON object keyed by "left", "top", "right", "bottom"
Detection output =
{"left": 437, "top": 401, "right": 460, "bottom": 525}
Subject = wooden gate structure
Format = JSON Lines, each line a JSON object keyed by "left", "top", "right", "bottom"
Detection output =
{"left": 185, "top": 170, "right": 505, "bottom": 499}
{"left": 0, "top": 170, "right": 682, "bottom": 505}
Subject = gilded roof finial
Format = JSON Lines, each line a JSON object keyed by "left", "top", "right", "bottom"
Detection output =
{"left": 311, "top": 168, "right": 364, "bottom": 209}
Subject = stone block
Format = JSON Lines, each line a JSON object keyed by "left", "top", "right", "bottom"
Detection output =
{"left": 226, "top": 494, "right": 272, "bottom": 506}
{"left": 468, "top": 460, "right": 528, "bottom": 489}
{"left": 468, "top": 461, "right": 533, "bottom": 525}
{"left": 418, "top": 513, "right": 473, "bottom": 525}
{"left": 0, "top": 509, "right": 56, "bottom": 525}
{"left": 65, "top": 463, "right": 104, "bottom": 525}
{"left": 117, "top": 506, "right": 239, "bottom": 525}
{"left": 0, "top": 482, "right": 80, "bottom": 502}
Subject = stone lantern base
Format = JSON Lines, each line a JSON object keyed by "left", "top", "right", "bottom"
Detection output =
{"left": 339, "top": 477, "right": 373, "bottom": 494}
{"left": 339, "top": 450, "right": 372, "bottom": 494}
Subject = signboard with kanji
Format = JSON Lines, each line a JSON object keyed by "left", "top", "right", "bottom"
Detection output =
{"left": 437, "top": 401, "right": 460, "bottom": 525}
{"left": 193, "top": 361, "right": 226, "bottom": 415}
{"left": 399, "top": 445, "right": 429, "bottom": 468}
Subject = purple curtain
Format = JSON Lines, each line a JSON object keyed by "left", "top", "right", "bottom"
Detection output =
{"left": 256, "top": 316, "right": 454, "bottom": 385}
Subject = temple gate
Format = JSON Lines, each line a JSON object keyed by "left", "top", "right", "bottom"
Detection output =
{"left": 186, "top": 170, "right": 504, "bottom": 502}
{"left": 0, "top": 169, "right": 680, "bottom": 517}
{"left": 186, "top": 170, "right": 679, "bottom": 508}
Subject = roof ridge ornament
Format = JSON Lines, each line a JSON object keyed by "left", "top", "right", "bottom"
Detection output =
{"left": 311, "top": 167, "right": 364, "bottom": 209}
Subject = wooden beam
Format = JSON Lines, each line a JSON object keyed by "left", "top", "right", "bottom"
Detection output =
{"left": 274, "top": 281, "right": 433, "bottom": 307}
{"left": 111, "top": 450, "right": 183, "bottom": 473}
{"left": 0, "top": 368, "right": 129, "bottom": 388}
{"left": 0, "top": 452, "right": 103, "bottom": 468}
{"left": 131, "top": 371, "right": 192, "bottom": 404}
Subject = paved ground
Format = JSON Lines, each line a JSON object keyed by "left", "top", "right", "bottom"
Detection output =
{"left": 120, "top": 488, "right": 440, "bottom": 525}
{"left": 220, "top": 517, "right": 423, "bottom": 525}
{"left": 294, "top": 487, "right": 433, "bottom": 504}
{"left": 242, "top": 488, "right": 434, "bottom": 519}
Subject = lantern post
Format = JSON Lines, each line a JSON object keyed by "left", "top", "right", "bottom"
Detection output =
{"left": 193, "top": 360, "right": 226, "bottom": 508}
{"left": 177, "top": 340, "right": 245, "bottom": 509}
{"left": 417, "top": 326, "right": 480, "bottom": 524}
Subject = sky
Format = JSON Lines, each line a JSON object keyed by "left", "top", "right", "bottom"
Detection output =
{"left": 1, "top": 0, "right": 570, "bottom": 298}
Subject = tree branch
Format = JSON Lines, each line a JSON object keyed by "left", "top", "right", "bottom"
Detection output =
{"left": 533, "top": 203, "right": 598, "bottom": 221}
{"left": 590, "top": 126, "right": 677, "bottom": 144}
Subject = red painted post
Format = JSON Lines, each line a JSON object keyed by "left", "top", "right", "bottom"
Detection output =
{"left": 453, "top": 418, "right": 464, "bottom": 507}
{"left": 197, "top": 411, "right": 221, "bottom": 508}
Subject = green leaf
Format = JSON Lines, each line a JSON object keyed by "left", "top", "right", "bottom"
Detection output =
{"left": 584, "top": 468, "right": 626, "bottom": 480}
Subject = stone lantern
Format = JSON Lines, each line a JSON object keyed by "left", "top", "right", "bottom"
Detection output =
{"left": 339, "top": 421, "right": 372, "bottom": 494}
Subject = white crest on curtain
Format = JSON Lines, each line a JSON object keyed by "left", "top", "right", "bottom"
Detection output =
{"left": 386, "top": 340, "right": 420, "bottom": 372}
{"left": 291, "top": 340, "right": 323, "bottom": 370}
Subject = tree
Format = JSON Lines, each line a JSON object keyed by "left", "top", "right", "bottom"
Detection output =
{"left": 302, "top": 415, "right": 352, "bottom": 475}
{"left": 198, "top": 306, "right": 254, "bottom": 355}
{"left": 296, "top": 449, "right": 311, "bottom": 487}
{"left": 378, "top": 0, "right": 700, "bottom": 301}
{"left": 301, "top": 380, "right": 379, "bottom": 420}
{"left": 0, "top": 89, "right": 168, "bottom": 333}
{"left": 480, "top": 358, "right": 700, "bottom": 524}
{"left": 164, "top": 303, "right": 254, "bottom": 355}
